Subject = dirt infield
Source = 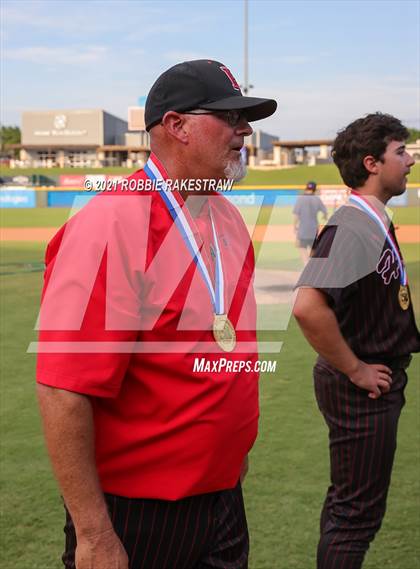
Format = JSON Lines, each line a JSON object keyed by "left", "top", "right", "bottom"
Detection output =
{"left": 250, "top": 224, "right": 419, "bottom": 243}
{"left": 0, "top": 227, "right": 58, "bottom": 242}
{"left": 1, "top": 225, "right": 419, "bottom": 243}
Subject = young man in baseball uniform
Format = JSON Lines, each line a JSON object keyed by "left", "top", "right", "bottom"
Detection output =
{"left": 293, "top": 113, "right": 419, "bottom": 569}
{"left": 36, "top": 60, "right": 277, "bottom": 569}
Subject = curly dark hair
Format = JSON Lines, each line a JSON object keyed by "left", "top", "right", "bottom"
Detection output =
{"left": 332, "top": 113, "right": 409, "bottom": 188}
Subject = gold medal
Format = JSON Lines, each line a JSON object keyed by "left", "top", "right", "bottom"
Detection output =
{"left": 213, "top": 314, "right": 236, "bottom": 352}
{"left": 398, "top": 285, "right": 410, "bottom": 310}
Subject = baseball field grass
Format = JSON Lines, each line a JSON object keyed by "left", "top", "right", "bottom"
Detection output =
{"left": 1, "top": 162, "right": 419, "bottom": 185}
{"left": 1, "top": 201, "right": 419, "bottom": 568}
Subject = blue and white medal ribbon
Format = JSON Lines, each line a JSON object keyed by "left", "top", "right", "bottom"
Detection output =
{"left": 349, "top": 192, "right": 410, "bottom": 310}
{"left": 144, "top": 155, "right": 236, "bottom": 348}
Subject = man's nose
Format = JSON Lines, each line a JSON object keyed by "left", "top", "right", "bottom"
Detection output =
{"left": 235, "top": 118, "right": 253, "bottom": 136}
{"left": 406, "top": 153, "right": 415, "bottom": 167}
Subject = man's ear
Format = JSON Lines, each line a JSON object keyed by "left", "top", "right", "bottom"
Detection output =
{"left": 160, "top": 111, "right": 189, "bottom": 144}
{"left": 362, "top": 155, "right": 380, "bottom": 175}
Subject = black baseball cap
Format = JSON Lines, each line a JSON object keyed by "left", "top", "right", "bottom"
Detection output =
{"left": 306, "top": 181, "right": 317, "bottom": 190}
{"left": 145, "top": 59, "right": 277, "bottom": 131}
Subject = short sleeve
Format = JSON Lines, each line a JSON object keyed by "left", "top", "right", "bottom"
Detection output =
{"left": 36, "top": 195, "right": 146, "bottom": 398}
{"left": 296, "top": 224, "right": 363, "bottom": 307}
{"left": 297, "top": 207, "right": 394, "bottom": 307}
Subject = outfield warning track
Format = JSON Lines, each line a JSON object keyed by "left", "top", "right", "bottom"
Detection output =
{"left": 1, "top": 225, "right": 419, "bottom": 243}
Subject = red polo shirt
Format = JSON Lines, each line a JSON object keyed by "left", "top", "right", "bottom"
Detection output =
{"left": 36, "top": 156, "right": 259, "bottom": 500}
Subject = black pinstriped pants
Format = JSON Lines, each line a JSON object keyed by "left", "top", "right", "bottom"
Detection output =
{"left": 62, "top": 482, "right": 248, "bottom": 569}
{"left": 314, "top": 357, "right": 409, "bottom": 569}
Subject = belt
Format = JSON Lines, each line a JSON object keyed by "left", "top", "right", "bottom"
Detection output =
{"left": 363, "top": 355, "right": 413, "bottom": 370}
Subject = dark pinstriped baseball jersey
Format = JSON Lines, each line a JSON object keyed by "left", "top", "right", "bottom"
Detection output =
{"left": 298, "top": 205, "right": 420, "bottom": 358}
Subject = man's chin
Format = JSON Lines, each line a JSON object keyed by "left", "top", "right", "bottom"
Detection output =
{"left": 224, "top": 159, "right": 247, "bottom": 182}
{"left": 395, "top": 183, "right": 407, "bottom": 196}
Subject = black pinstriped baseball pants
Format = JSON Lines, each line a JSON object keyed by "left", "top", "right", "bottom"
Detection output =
{"left": 314, "top": 358, "right": 409, "bottom": 569}
{"left": 62, "top": 482, "right": 248, "bottom": 569}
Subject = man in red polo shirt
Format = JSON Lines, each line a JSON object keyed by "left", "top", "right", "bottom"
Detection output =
{"left": 36, "top": 59, "right": 277, "bottom": 569}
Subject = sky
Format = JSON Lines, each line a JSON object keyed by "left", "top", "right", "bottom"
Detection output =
{"left": 1, "top": 0, "right": 419, "bottom": 139}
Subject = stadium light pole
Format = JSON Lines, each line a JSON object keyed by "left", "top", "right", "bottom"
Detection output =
{"left": 244, "top": 0, "right": 249, "bottom": 94}
{"left": 243, "top": 0, "right": 253, "bottom": 94}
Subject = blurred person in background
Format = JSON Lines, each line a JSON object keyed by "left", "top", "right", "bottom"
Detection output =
{"left": 293, "top": 180, "right": 328, "bottom": 263}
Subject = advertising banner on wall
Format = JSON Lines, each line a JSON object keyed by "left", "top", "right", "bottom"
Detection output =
{"left": 227, "top": 189, "right": 299, "bottom": 207}
{"left": 48, "top": 190, "right": 88, "bottom": 207}
{"left": 0, "top": 187, "right": 36, "bottom": 208}
{"left": 319, "top": 187, "right": 348, "bottom": 208}
{"left": 59, "top": 174, "right": 125, "bottom": 189}
{"left": 59, "top": 175, "right": 86, "bottom": 187}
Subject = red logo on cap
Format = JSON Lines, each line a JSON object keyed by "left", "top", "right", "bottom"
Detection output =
{"left": 220, "top": 66, "right": 241, "bottom": 91}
